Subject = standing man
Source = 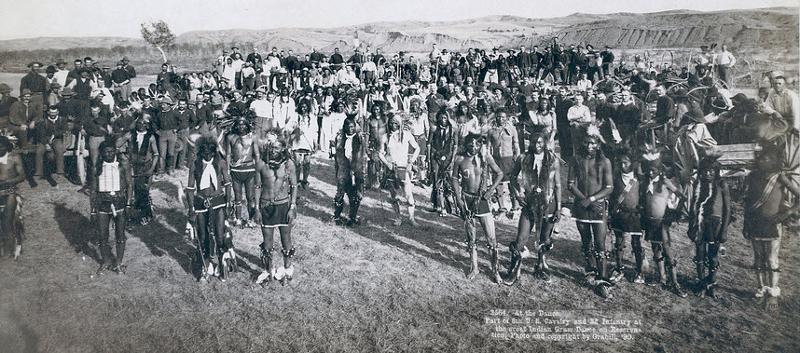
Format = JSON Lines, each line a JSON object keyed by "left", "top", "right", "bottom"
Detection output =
{"left": 714, "top": 45, "right": 736, "bottom": 87}
{"left": 568, "top": 127, "right": 615, "bottom": 298}
{"left": 765, "top": 72, "right": 800, "bottom": 132}
{"left": 225, "top": 118, "right": 260, "bottom": 227}
{"left": 428, "top": 110, "right": 457, "bottom": 216}
{"left": 186, "top": 137, "right": 235, "bottom": 282}
{"left": 378, "top": 114, "right": 420, "bottom": 226}
{"left": 111, "top": 61, "right": 132, "bottom": 102}
{"left": 452, "top": 133, "right": 504, "bottom": 283}
{"left": 744, "top": 113, "right": 800, "bottom": 304}
{"left": 19, "top": 61, "right": 48, "bottom": 113}
{"left": 90, "top": 138, "right": 132, "bottom": 275}
{"left": 332, "top": 118, "right": 367, "bottom": 226}
{"left": 122, "top": 57, "right": 136, "bottom": 82}
{"left": 487, "top": 109, "right": 520, "bottom": 215}
{"left": 127, "top": 117, "right": 159, "bottom": 225}
{"left": 608, "top": 150, "right": 645, "bottom": 284}
{"left": 155, "top": 97, "right": 178, "bottom": 178}
{"left": 505, "top": 132, "right": 561, "bottom": 285}
{"left": 255, "top": 130, "right": 298, "bottom": 285}
{"left": 54, "top": 59, "right": 70, "bottom": 88}
{"left": 640, "top": 149, "right": 687, "bottom": 297}
{"left": 0, "top": 136, "right": 25, "bottom": 259}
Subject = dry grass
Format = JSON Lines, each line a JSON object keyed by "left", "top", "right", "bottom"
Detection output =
{"left": 0, "top": 155, "right": 798, "bottom": 353}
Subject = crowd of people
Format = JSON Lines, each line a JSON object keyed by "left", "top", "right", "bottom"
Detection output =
{"left": 0, "top": 41, "right": 797, "bottom": 301}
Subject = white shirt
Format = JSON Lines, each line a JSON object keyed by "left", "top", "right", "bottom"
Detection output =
{"left": 54, "top": 69, "right": 70, "bottom": 87}
{"left": 250, "top": 99, "right": 274, "bottom": 118}
{"left": 385, "top": 131, "right": 418, "bottom": 168}
{"left": 621, "top": 171, "right": 635, "bottom": 188}
{"left": 98, "top": 161, "right": 121, "bottom": 193}
{"left": 567, "top": 104, "right": 593, "bottom": 124}
{"left": 199, "top": 160, "right": 218, "bottom": 190}
{"left": 715, "top": 51, "right": 736, "bottom": 66}
{"left": 344, "top": 134, "right": 355, "bottom": 160}
{"left": 533, "top": 152, "right": 544, "bottom": 173}
{"left": 135, "top": 131, "right": 147, "bottom": 147}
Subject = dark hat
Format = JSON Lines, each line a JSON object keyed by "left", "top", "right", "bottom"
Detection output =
{"left": 46, "top": 65, "right": 57, "bottom": 74}
{"left": 122, "top": 56, "right": 129, "bottom": 62}
{"left": 60, "top": 87, "right": 75, "bottom": 96}
{"left": 21, "top": 89, "right": 32, "bottom": 96}
{"left": 56, "top": 58, "right": 67, "bottom": 65}
{"left": 0, "top": 83, "right": 11, "bottom": 93}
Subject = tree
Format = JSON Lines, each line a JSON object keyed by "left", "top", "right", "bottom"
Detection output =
{"left": 141, "top": 20, "right": 175, "bottom": 63}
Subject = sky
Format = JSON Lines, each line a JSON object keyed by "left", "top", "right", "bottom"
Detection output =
{"left": 1, "top": 0, "right": 798, "bottom": 40}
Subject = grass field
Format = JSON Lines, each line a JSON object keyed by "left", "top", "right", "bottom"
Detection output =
{"left": 0, "top": 153, "right": 797, "bottom": 353}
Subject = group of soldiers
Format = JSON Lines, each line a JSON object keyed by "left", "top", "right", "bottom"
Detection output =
{"left": 0, "top": 42, "right": 797, "bottom": 303}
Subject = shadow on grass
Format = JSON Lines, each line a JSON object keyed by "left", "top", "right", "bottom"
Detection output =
{"left": 53, "top": 202, "right": 99, "bottom": 263}
{"left": 298, "top": 157, "right": 589, "bottom": 285}
{"left": 128, "top": 207, "right": 201, "bottom": 278}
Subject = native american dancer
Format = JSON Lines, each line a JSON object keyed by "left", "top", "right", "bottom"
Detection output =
{"left": 186, "top": 136, "right": 235, "bottom": 282}
{"left": 379, "top": 113, "right": 420, "bottom": 226}
{"left": 255, "top": 130, "right": 298, "bottom": 285}
{"left": 744, "top": 114, "right": 800, "bottom": 303}
{"left": 505, "top": 132, "right": 561, "bottom": 285}
{"left": 406, "top": 97, "right": 429, "bottom": 184}
{"left": 225, "top": 117, "right": 259, "bottom": 227}
{"left": 365, "top": 103, "right": 386, "bottom": 190}
{"left": 332, "top": 118, "right": 367, "bottom": 226}
{"left": 608, "top": 149, "right": 645, "bottom": 284}
{"left": 90, "top": 138, "right": 132, "bottom": 275}
{"left": 288, "top": 101, "right": 318, "bottom": 189}
{"left": 487, "top": 109, "right": 520, "bottom": 216}
{"left": 0, "top": 136, "right": 25, "bottom": 259}
{"left": 452, "top": 133, "right": 504, "bottom": 283}
{"left": 568, "top": 126, "right": 615, "bottom": 298}
{"left": 428, "top": 110, "right": 457, "bottom": 216}
{"left": 688, "top": 154, "right": 731, "bottom": 298}
{"left": 639, "top": 149, "right": 688, "bottom": 297}
{"left": 126, "top": 117, "right": 158, "bottom": 225}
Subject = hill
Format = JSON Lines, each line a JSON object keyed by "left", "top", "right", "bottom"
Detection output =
{"left": 0, "top": 7, "right": 794, "bottom": 53}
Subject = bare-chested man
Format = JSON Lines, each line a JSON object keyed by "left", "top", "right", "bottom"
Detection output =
{"left": 608, "top": 151, "right": 645, "bottom": 284}
{"left": 379, "top": 113, "right": 420, "bottom": 226}
{"left": 255, "top": 130, "right": 298, "bottom": 286}
{"left": 0, "top": 136, "right": 25, "bottom": 259}
{"left": 366, "top": 103, "right": 386, "bottom": 190}
{"left": 505, "top": 132, "right": 561, "bottom": 285}
{"left": 639, "top": 149, "right": 688, "bottom": 297}
{"left": 225, "top": 117, "right": 259, "bottom": 227}
{"left": 568, "top": 128, "right": 614, "bottom": 298}
{"left": 91, "top": 138, "right": 133, "bottom": 275}
{"left": 452, "top": 133, "right": 504, "bottom": 283}
{"left": 744, "top": 114, "right": 800, "bottom": 304}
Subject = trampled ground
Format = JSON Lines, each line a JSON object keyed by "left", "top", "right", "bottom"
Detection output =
{"left": 0, "top": 154, "right": 798, "bottom": 353}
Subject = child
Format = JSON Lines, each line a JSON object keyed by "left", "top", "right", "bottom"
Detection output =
{"left": 688, "top": 154, "right": 731, "bottom": 298}
{"left": 609, "top": 150, "right": 645, "bottom": 284}
{"left": 639, "top": 149, "right": 687, "bottom": 297}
